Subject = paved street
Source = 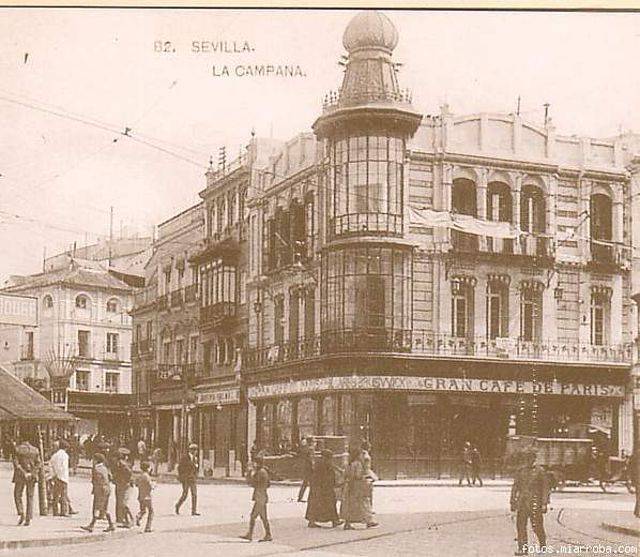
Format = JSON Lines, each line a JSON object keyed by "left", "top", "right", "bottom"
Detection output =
{"left": 1, "top": 464, "right": 637, "bottom": 556}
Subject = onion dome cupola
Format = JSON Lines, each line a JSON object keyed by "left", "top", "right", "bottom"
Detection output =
{"left": 313, "top": 10, "right": 422, "bottom": 139}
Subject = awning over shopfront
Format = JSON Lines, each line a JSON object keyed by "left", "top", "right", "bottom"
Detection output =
{"left": 0, "top": 365, "right": 74, "bottom": 422}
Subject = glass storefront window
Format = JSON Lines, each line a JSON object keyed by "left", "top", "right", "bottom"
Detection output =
{"left": 321, "top": 245, "right": 412, "bottom": 351}
{"left": 327, "top": 135, "right": 405, "bottom": 238}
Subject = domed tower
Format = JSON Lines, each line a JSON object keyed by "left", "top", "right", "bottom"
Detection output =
{"left": 313, "top": 11, "right": 422, "bottom": 351}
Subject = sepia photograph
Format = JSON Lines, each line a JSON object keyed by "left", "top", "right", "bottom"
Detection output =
{"left": 0, "top": 4, "right": 639, "bottom": 556}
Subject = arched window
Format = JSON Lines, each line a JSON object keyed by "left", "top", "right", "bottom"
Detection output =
{"left": 452, "top": 178, "right": 477, "bottom": 216}
{"left": 75, "top": 295, "right": 88, "bottom": 309}
{"left": 486, "top": 182, "right": 512, "bottom": 222}
{"left": 520, "top": 185, "right": 546, "bottom": 233}
{"left": 590, "top": 193, "right": 613, "bottom": 263}
{"left": 43, "top": 295, "right": 53, "bottom": 309}
{"left": 106, "top": 298, "right": 119, "bottom": 313}
{"left": 451, "top": 179, "right": 478, "bottom": 252}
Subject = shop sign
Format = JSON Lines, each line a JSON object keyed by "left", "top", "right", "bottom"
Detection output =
{"left": 196, "top": 388, "right": 240, "bottom": 406}
{"left": 247, "top": 375, "right": 626, "bottom": 400}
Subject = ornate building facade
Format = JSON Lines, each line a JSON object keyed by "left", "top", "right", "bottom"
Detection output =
{"left": 241, "top": 11, "right": 636, "bottom": 479}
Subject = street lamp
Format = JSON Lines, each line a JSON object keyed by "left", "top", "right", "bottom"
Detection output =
{"left": 172, "top": 369, "right": 191, "bottom": 455}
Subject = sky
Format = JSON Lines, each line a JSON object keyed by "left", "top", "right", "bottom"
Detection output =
{"left": 1, "top": 8, "right": 639, "bottom": 283}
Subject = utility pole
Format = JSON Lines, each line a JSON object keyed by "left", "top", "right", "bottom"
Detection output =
{"left": 516, "top": 95, "right": 521, "bottom": 116}
{"left": 543, "top": 103, "right": 550, "bottom": 126}
{"left": 108, "top": 206, "right": 114, "bottom": 267}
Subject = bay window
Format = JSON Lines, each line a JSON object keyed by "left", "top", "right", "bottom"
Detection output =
{"left": 321, "top": 245, "right": 412, "bottom": 350}
{"left": 327, "top": 135, "right": 405, "bottom": 238}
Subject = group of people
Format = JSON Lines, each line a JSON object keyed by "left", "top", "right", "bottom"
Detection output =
{"left": 458, "top": 441, "right": 483, "bottom": 487}
{"left": 239, "top": 438, "right": 379, "bottom": 543}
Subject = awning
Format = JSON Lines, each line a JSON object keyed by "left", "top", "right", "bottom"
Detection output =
{"left": 409, "top": 205, "right": 521, "bottom": 239}
{"left": 0, "top": 366, "right": 75, "bottom": 422}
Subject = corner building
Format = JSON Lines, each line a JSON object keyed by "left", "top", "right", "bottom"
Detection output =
{"left": 242, "top": 11, "right": 636, "bottom": 479}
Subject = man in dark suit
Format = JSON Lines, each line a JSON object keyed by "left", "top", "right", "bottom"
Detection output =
{"left": 240, "top": 453, "right": 272, "bottom": 542}
{"left": 13, "top": 437, "right": 42, "bottom": 526}
{"left": 510, "top": 449, "right": 550, "bottom": 556}
{"left": 175, "top": 443, "right": 200, "bottom": 516}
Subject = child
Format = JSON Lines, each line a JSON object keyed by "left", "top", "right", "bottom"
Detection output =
{"left": 135, "top": 461, "right": 154, "bottom": 532}
{"left": 81, "top": 453, "right": 115, "bottom": 533}
{"left": 240, "top": 454, "right": 272, "bottom": 542}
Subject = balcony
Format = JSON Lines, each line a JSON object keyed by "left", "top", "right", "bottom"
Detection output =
{"left": 170, "top": 289, "right": 184, "bottom": 308}
{"left": 588, "top": 241, "right": 627, "bottom": 271}
{"left": 200, "top": 301, "right": 237, "bottom": 329}
{"left": 157, "top": 294, "right": 168, "bottom": 311}
{"left": 133, "top": 287, "right": 157, "bottom": 310}
{"left": 184, "top": 284, "right": 198, "bottom": 304}
{"left": 131, "top": 338, "right": 155, "bottom": 358}
{"left": 321, "top": 87, "right": 413, "bottom": 113}
{"left": 104, "top": 350, "right": 121, "bottom": 362}
{"left": 450, "top": 231, "right": 554, "bottom": 264}
{"left": 245, "top": 330, "right": 632, "bottom": 371}
{"left": 20, "top": 344, "right": 35, "bottom": 361}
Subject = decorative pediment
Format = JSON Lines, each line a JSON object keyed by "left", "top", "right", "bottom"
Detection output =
{"left": 450, "top": 275, "right": 477, "bottom": 294}
{"left": 591, "top": 284, "right": 613, "bottom": 301}
{"left": 519, "top": 279, "right": 545, "bottom": 293}
{"left": 487, "top": 273, "right": 511, "bottom": 289}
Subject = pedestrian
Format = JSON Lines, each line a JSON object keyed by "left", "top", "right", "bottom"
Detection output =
{"left": 112, "top": 448, "right": 133, "bottom": 526}
{"left": 81, "top": 453, "right": 115, "bottom": 533}
{"left": 297, "top": 437, "right": 314, "bottom": 502}
{"left": 175, "top": 443, "right": 200, "bottom": 516}
{"left": 510, "top": 449, "right": 550, "bottom": 556}
{"left": 341, "top": 447, "right": 378, "bottom": 530}
{"left": 471, "top": 445, "right": 483, "bottom": 487}
{"left": 12, "top": 436, "right": 41, "bottom": 526}
{"left": 150, "top": 446, "right": 162, "bottom": 477}
{"left": 137, "top": 438, "right": 147, "bottom": 465}
{"left": 629, "top": 451, "right": 639, "bottom": 518}
{"left": 69, "top": 435, "right": 80, "bottom": 476}
{"left": 458, "top": 441, "right": 473, "bottom": 487}
{"left": 50, "top": 439, "right": 70, "bottom": 516}
{"left": 240, "top": 453, "right": 272, "bottom": 542}
{"left": 306, "top": 449, "right": 342, "bottom": 528}
{"left": 250, "top": 440, "right": 259, "bottom": 463}
{"left": 135, "top": 461, "right": 154, "bottom": 533}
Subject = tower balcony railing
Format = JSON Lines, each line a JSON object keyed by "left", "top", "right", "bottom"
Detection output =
{"left": 322, "top": 87, "right": 413, "bottom": 113}
{"left": 244, "top": 330, "right": 632, "bottom": 371}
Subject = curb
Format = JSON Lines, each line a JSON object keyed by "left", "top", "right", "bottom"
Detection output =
{"left": 0, "top": 528, "right": 137, "bottom": 551}
{"left": 600, "top": 522, "right": 640, "bottom": 538}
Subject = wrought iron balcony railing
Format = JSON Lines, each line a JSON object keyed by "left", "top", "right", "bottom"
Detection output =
{"left": 170, "top": 288, "right": 184, "bottom": 308}
{"left": 184, "top": 284, "right": 198, "bottom": 304}
{"left": 244, "top": 330, "right": 632, "bottom": 371}
{"left": 200, "top": 301, "right": 237, "bottom": 327}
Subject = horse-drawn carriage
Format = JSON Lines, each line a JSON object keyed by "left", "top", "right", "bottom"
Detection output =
{"left": 505, "top": 435, "right": 635, "bottom": 493}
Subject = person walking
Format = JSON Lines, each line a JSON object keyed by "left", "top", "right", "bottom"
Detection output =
{"left": 306, "top": 449, "right": 342, "bottom": 528}
{"left": 50, "top": 439, "right": 70, "bottom": 516}
{"left": 12, "top": 437, "right": 41, "bottom": 526}
{"left": 458, "top": 441, "right": 473, "bottom": 487}
{"left": 135, "top": 461, "right": 154, "bottom": 532}
{"left": 240, "top": 454, "right": 272, "bottom": 542}
{"left": 81, "top": 453, "right": 115, "bottom": 533}
{"left": 137, "top": 438, "right": 147, "bottom": 466}
{"left": 297, "top": 437, "right": 314, "bottom": 502}
{"left": 112, "top": 448, "right": 133, "bottom": 526}
{"left": 150, "top": 446, "right": 162, "bottom": 477}
{"left": 471, "top": 445, "right": 483, "bottom": 487}
{"left": 341, "top": 447, "right": 378, "bottom": 530}
{"left": 175, "top": 443, "right": 200, "bottom": 516}
{"left": 510, "top": 449, "right": 550, "bottom": 556}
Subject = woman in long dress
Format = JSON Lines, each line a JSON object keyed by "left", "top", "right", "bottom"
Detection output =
{"left": 340, "top": 447, "right": 378, "bottom": 530}
{"left": 306, "top": 449, "right": 342, "bottom": 528}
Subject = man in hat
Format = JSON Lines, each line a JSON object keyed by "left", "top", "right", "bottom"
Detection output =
{"left": 112, "top": 447, "right": 133, "bottom": 526}
{"left": 297, "top": 437, "right": 314, "bottom": 502}
{"left": 458, "top": 441, "right": 473, "bottom": 487}
{"left": 510, "top": 449, "right": 550, "bottom": 556}
{"left": 12, "top": 437, "right": 42, "bottom": 526}
{"left": 50, "top": 439, "right": 70, "bottom": 516}
{"left": 175, "top": 443, "right": 200, "bottom": 516}
{"left": 240, "top": 453, "right": 272, "bottom": 542}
